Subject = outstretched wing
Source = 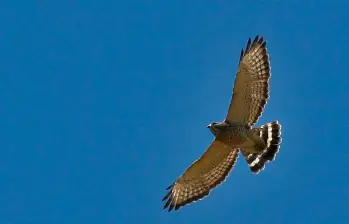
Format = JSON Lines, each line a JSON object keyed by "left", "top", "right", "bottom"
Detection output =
{"left": 225, "top": 35, "right": 271, "bottom": 127}
{"left": 162, "top": 140, "right": 239, "bottom": 211}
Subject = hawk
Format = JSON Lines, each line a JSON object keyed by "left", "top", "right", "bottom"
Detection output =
{"left": 162, "top": 36, "right": 282, "bottom": 211}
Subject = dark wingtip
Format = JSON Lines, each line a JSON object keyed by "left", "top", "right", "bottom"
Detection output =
{"left": 242, "top": 35, "right": 266, "bottom": 58}
{"left": 256, "top": 35, "right": 267, "bottom": 47}
{"left": 258, "top": 36, "right": 264, "bottom": 44}
{"left": 162, "top": 190, "right": 172, "bottom": 201}
{"left": 165, "top": 183, "right": 174, "bottom": 190}
{"left": 261, "top": 40, "right": 267, "bottom": 48}
{"left": 163, "top": 182, "right": 179, "bottom": 212}
{"left": 246, "top": 37, "right": 252, "bottom": 51}
{"left": 253, "top": 35, "right": 259, "bottom": 44}
{"left": 169, "top": 203, "right": 175, "bottom": 212}
{"left": 163, "top": 195, "right": 172, "bottom": 209}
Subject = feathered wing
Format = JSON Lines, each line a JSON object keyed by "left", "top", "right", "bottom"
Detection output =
{"left": 225, "top": 35, "right": 271, "bottom": 127}
{"left": 162, "top": 140, "right": 239, "bottom": 211}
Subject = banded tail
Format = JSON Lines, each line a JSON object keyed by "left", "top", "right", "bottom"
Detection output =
{"left": 242, "top": 121, "right": 282, "bottom": 174}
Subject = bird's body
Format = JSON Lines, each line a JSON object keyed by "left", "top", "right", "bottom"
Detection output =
{"left": 208, "top": 121, "right": 262, "bottom": 152}
{"left": 162, "top": 35, "right": 283, "bottom": 212}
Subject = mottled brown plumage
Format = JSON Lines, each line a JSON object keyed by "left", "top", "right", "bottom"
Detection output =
{"left": 162, "top": 36, "right": 282, "bottom": 212}
{"left": 226, "top": 35, "right": 271, "bottom": 127}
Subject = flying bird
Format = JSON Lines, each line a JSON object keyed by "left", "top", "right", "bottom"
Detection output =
{"left": 162, "top": 35, "right": 282, "bottom": 212}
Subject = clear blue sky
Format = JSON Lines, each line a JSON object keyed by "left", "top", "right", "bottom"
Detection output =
{"left": 1, "top": 1, "right": 348, "bottom": 223}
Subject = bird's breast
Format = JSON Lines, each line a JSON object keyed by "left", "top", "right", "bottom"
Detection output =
{"left": 216, "top": 127, "right": 248, "bottom": 146}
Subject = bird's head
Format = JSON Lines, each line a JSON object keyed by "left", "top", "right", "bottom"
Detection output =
{"left": 207, "top": 122, "right": 228, "bottom": 136}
